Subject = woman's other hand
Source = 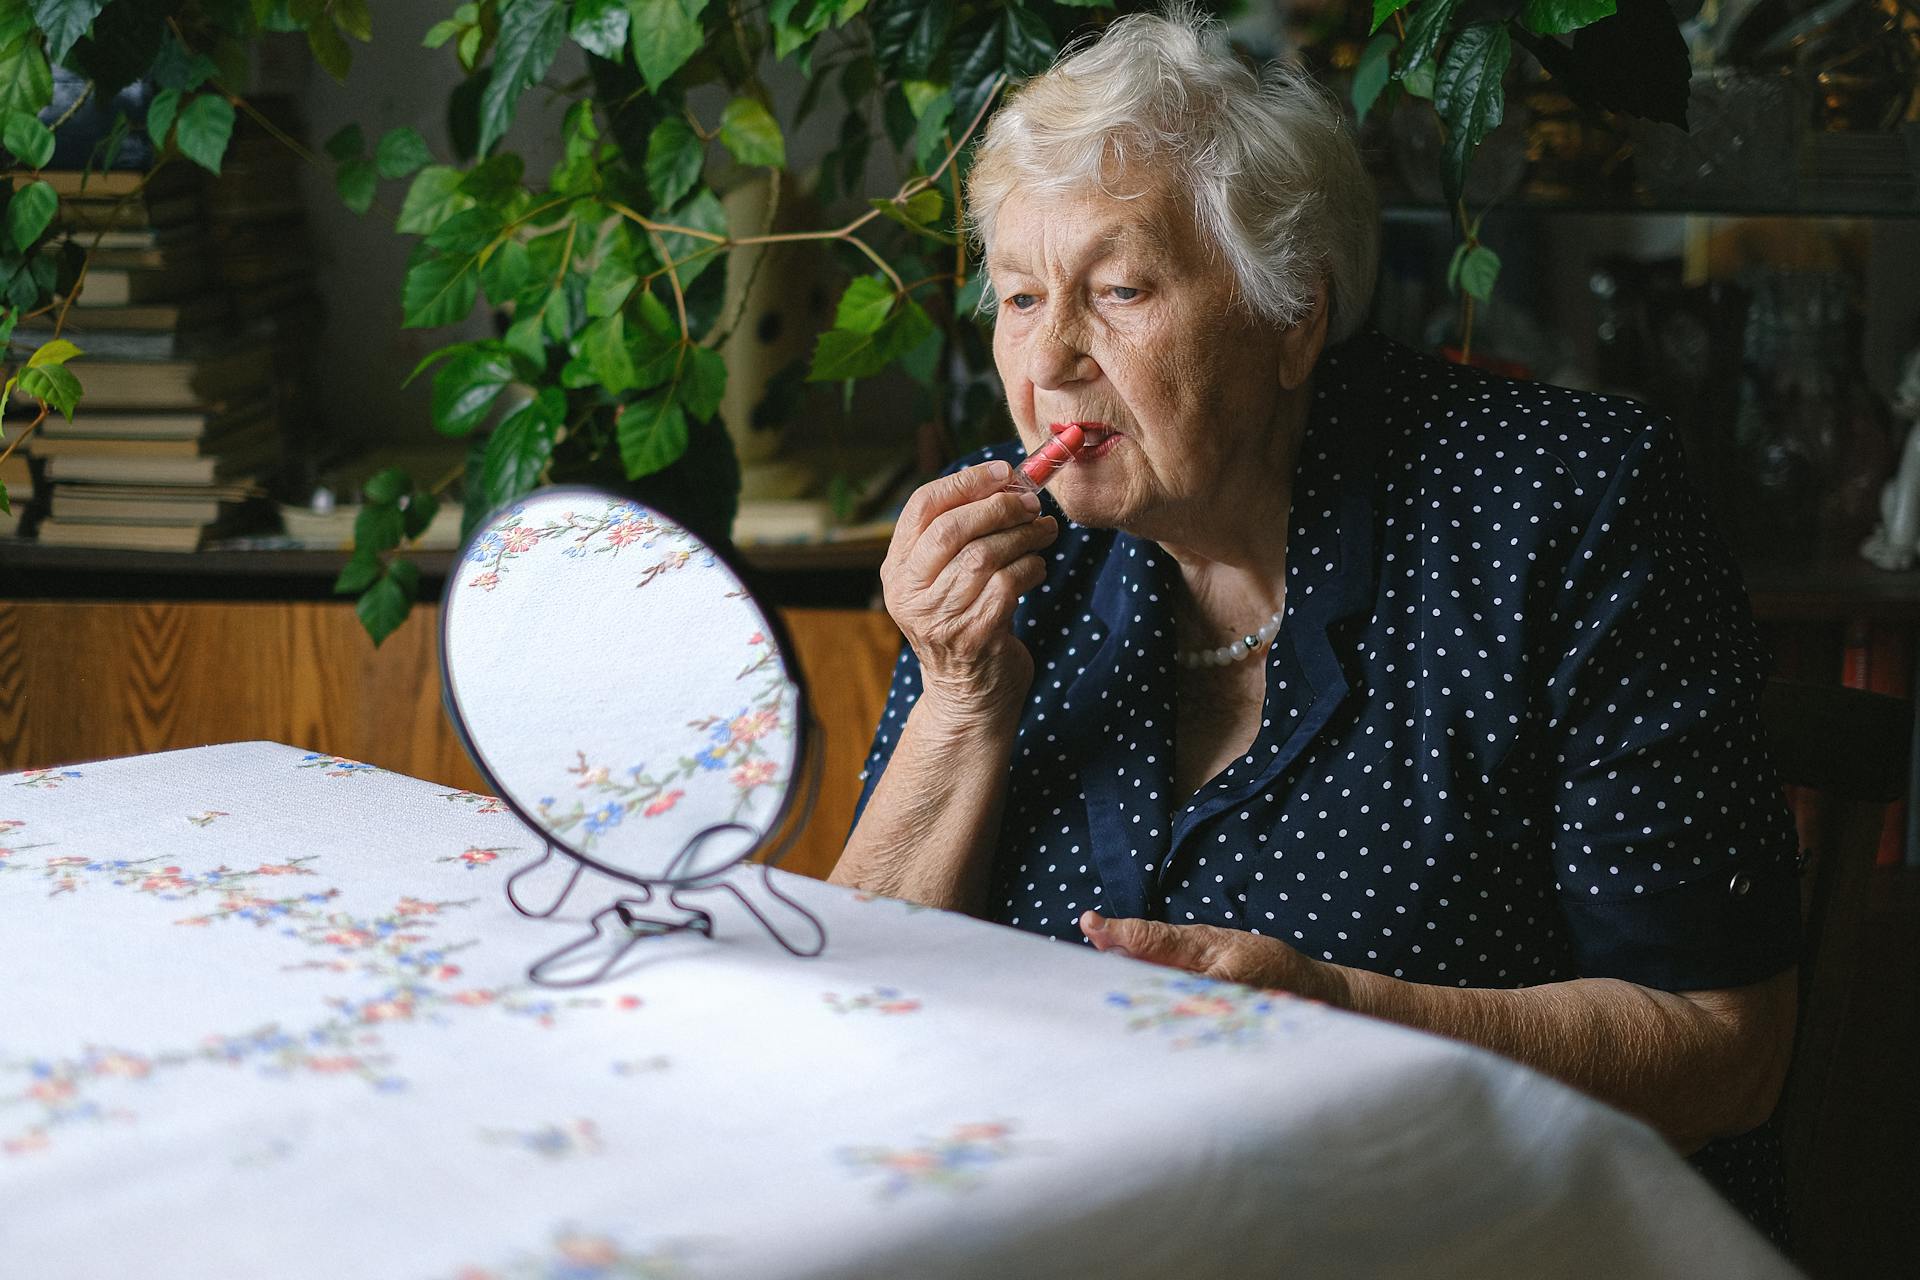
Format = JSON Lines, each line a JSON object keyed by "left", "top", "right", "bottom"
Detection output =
{"left": 1080, "top": 910, "right": 1350, "bottom": 1007}
{"left": 882, "top": 460, "right": 1059, "bottom": 721}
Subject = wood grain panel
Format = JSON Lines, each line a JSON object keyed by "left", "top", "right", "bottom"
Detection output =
{"left": 0, "top": 602, "right": 900, "bottom": 881}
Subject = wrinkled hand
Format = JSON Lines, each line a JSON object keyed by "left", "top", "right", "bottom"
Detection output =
{"left": 881, "top": 460, "right": 1058, "bottom": 721}
{"left": 1080, "top": 910, "right": 1349, "bottom": 1007}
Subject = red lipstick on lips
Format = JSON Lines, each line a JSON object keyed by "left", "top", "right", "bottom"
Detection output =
{"left": 1006, "top": 422, "right": 1086, "bottom": 496}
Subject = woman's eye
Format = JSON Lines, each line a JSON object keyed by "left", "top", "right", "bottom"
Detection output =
{"left": 1007, "top": 293, "right": 1039, "bottom": 311}
{"left": 1109, "top": 286, "right": 1140, "bottom": 301}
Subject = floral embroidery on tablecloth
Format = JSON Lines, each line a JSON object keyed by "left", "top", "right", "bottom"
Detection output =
{"left": 1, "top": 853, "right": 646, "bottom": 1157}
{"left": 839, "top": 1122, "right": 1024, "bottom": 1199}
{"left": 822, "top": 987, "right": 921, "bottom": 1016}
{"left": 1105, "top": 975, "right": 1305, "bottom": 1049}
{"left": 0, "top": 818, "right": 54, "bottom": 867}
{"left": 443, "top": 790, "right": 510, "bottom": 815}
{"left": 296, "top": 753, "right": 380, "bottom": 778}
{"left": 12, "top": 768, "right": 83, "bottom": 790}
{"left": 445, "top": 1226, "right": 701, "bottom": 1279}
{"left": 186, "top": 811, "right": 229, "bottom": 827}
{"left": 462, "top": 500, "right": 711, "bottom": 593}
{"left": 439, "top": 846, "right": 517, "bottom": 870}
{"left": 480, "top": 1118, "right": 604, "bottom": 1160}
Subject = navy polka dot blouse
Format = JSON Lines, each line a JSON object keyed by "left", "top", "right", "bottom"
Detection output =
{"left": 853, "top": 330, "right": 1801, "bottom": 1239}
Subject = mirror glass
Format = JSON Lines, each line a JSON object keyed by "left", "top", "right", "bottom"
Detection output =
{"left": 441, "top": 487, "right": 803, "bottom": 886}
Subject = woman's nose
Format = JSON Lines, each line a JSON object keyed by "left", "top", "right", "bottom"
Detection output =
{"left": 1028, "top": 320, "right": 1099, "bottom": 391}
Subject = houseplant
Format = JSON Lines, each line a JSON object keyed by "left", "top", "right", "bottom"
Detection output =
{"left": 0, "top": 0, "right": 1690, "bottom": 642}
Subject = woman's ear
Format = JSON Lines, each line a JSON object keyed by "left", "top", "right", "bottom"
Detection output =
{"left": 1278, "top": 281, "right": 1330, "bottom": 391}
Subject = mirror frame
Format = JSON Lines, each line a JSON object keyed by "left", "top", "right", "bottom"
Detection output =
{"left": 436, "top": 484, "right": 816, "bottom": 890}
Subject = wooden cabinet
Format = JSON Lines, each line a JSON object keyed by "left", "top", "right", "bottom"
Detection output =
{"left": 0, "top": 601, "right": 902, "bottom": 883}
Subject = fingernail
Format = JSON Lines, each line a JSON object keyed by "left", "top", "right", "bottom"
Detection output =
{"left": 1018, "top": 491, "right": 1042, "bottom": 514}
{"left": 986, "top": 460, "right": 1011, "bottom": 481}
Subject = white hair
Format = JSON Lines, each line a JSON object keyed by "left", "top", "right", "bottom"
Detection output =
{"left": 966, "top": 6, "right": 1379, "bottom": 342}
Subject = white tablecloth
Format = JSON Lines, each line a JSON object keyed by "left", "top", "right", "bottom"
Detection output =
{"left": 0, "top": 742, "right": 1796, "bottom": 1279}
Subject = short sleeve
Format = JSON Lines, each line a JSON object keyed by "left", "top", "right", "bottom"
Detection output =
{"left": 848, "top": 640, "right": 925, "bottom": 836}
{"left": 1542, "top": 416, "right": 1800, "bottom": 992}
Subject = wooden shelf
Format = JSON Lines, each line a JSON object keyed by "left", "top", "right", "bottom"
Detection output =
{"left": 5, "top": 539, "right": 1917, "bottom": 618}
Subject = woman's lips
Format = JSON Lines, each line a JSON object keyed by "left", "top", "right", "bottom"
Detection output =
{"left": 1051, "top": 421, "right": 1120, "bottom": 459}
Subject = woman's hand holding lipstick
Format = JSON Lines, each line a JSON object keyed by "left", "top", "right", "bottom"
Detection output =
{"left": 881, "top": 458, "right": 1061, "bottom": 722}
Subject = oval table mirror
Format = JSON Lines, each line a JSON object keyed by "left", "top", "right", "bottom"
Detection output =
{"left": 440, "top": 486, "right": 827, "bottom": 984}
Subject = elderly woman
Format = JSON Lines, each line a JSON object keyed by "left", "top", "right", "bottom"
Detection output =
{"left": 830, "top": 10, "right": 1801, "bottom": 1242}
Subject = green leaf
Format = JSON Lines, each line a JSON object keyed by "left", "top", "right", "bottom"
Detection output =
{"left": 585, "top": 252, "right": 637, "bottom": 318}
{"left": 17, "top": 361, "right": 81, "bottom": 419}
{"left": 678, "top": 344, "right": 726, "bottom": 420}
{"left": 145, "top": 88, "right": 181, "bottom": 149}
{"left": 1446, "top": 240, "right": 1469, "bottom": 293}
{"left": 1403, "top": 62, "right": 1435, "bottom": 100}
{"left": 1395, "top": 0, "right": 1458, "bottom": 82}
{"left": 479, "top": 236, "right": 532, "bottom": 303}
{"left": 570, "top": 0, "right": 629, "bottom": 57}
{"left": 335, "top": 156, "right": 377, "bottom": 213}
{"left": 308, "top": 18, "right": 352, "bottom": 80}
{"left": 718, "top": 97, "right": 785, "bottom": 168}
{"left": 1371, "top": 0, "right": 1414, "bottom": 32}
{"left": 1458, "top": 244, "right": 1500, "bottom": 301}
{"left": 628, "top": 0, "right": 702, "bottom": 92}
{"left": 432, "top": 345, "right": 517, "bottom": 435}
{"left": 833, "top": 274, "right": 895, "bottom": 335}
{"left": 3, "top": 110, "right": 54, "bottom": 168}
{"left": 363, "top": 465, "right": 410, "bottom": 504}
{"left": 479, "top": 0, "right": 567, "bottom": 156}
{"left": 1000, "top": 5, "right": 1053, "bottom": 76}
{"left": 1434, "top": 22, "right": 1510, "bottom": 208}
{"left": 5, "top": 179, "right": 56, "bottom": 249}
{"left": 333, "top": 549, "right": 384, "bottom": 594}
{"left": 582, "top": 312, "right": 637, "bottom": 392}
{"left": 324, "top": 121, "right": 364, "bottom": 161}
{"left": 655, "top": 188, "right": 727, "bottom": 291}
{"left": 481, "top": 386, "right": 564, "bottom": 504}
{"left": 616, "top": 389, "right": 689, "bottom": 479}
{"left": 427, "top": 204, "right": 507, "bottom": 255}
{"left": 955, "top": 271, "right": 987, "bottom": 316}
{"left": 30, "top": 0, "right": 106, "bottom": 63}
{"left": 808, "top": 297, "right": 934, "bottom": 381}
{"left": 1353, "top": 31, "right": 1396, "bottom": 125}
{"left": 355, "top": 501, "right": 405, "bottom": 554}
{"left": 397, "top": 165, "right": 475, "bottom": 234}
{"left": 0, "top": 33, "right": 53, "bottom": 121}
{"left": 403, "top": 493, "right": 440, "bottom": 539}
{"left": 423, "top": 17, "right": 463, "bottom": 50}
{"left": 645, "top": 117, "right": 703, "bottom": 210}
{"left": 458, "top": 152, "right": 524, "bottom": 204}
{"left": 870, "top": 0, "right": 949, "bottom": 80}
{"left": 910, "top": 88, "right": 952, "bottom": 171}
{"left": 871, "top": 187, "right": 944, "bottom": 237}
{"left": 401, "top": 244, "right": 479, "bottom": 329}
{"left": 1520, "top": 0, "right": 1615, "bottom": 34}
{"left": 355, "top": 569, "right": 411, "bottom": 646}
{"left": 0, "top": 480, "right": 10, "bottom": 515}
{"left": 376, "top": 126, "right": 433, "bottom": 179}
{"left": 174, "top": 92, "right": 235, "bottom": 175}
{"left": 25, "top": 336, "right": 79, "bottom": 366}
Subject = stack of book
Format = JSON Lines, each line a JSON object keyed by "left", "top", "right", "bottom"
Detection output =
{"left": 12, "top": 168, "right": 281, "bottom": 551}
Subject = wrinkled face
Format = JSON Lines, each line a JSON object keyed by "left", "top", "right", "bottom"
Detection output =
{"left": 986, "top": 173, "right": 1293, "bottom": 539}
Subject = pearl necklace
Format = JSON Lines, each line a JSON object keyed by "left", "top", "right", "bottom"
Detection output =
{"left": 1175, "top": 609, "right": 1285, "bottom": 669}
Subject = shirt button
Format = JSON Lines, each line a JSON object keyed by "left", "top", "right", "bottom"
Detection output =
{"left": 1728, "top": 873, "right": 1752, "bottom": 898}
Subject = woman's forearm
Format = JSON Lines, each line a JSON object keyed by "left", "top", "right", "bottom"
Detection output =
{"left": 829, "top": 697, "right": 1020, "bottom": 914}
{"left": 1332, "top": 966, "right": 1798, "bottom": 1151}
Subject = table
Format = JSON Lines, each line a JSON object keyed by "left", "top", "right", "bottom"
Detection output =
{"left": 1, "top": 743, "right": 1797, "bottom": 1279}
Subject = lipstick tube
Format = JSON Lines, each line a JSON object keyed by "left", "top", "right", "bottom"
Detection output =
{"left": 1005, "top": 423, "right": 1086, "bottom": 497}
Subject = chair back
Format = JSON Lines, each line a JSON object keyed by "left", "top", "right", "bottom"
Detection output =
{"left": 1760, "top": 678, "right": 1911, "bottom": 1254}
